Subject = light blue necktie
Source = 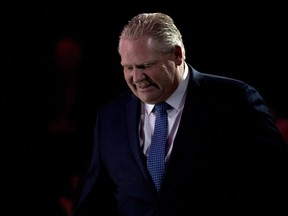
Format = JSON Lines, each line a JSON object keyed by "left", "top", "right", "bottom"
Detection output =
{"left": 147, "top": 102, "right": 168, "bottom": 192}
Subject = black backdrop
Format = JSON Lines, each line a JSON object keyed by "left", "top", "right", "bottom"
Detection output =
{"left": 1, "top": 1, "right": 287, "bottom": 215}
{"left": 2, "top": 1, "right": 287, "bottom": 112}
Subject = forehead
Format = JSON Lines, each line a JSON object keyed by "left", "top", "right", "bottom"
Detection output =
{"left": 119, "top": 37, "right": 160, "bottom": 64}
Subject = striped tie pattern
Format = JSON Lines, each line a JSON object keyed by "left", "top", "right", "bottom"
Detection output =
{"left": 147, "top": 102, "right": 168, "bottom": 192}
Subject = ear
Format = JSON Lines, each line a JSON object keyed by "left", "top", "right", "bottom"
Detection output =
{"left": 174, "top": 45, "right": 183, "bottom": 65}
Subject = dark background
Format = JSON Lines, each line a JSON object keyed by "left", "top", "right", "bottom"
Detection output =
{"left": 2, "top": 1, "right": 287, "bottom": 112}
{"left": 1, "top": 1, "right": 287, "bottom": 215}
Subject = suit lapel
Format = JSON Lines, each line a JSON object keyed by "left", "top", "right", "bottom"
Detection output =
{"left": 126, "top": 97, "right": 153, "bottom": 185}
{"left": 163, "top": 66, "right": 207, "bottom": 186}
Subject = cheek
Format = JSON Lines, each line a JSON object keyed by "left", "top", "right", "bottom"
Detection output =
{"left": 124, "top": 72, "right": 132, "bottom": 83}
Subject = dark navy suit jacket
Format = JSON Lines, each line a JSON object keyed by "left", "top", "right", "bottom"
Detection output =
{"left": 74, "top": 64, "right": 288, "bottom": 216}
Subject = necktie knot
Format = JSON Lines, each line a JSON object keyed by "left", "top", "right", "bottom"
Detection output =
{"left": 154, "top": 102, "right": 168, "bottom": 113}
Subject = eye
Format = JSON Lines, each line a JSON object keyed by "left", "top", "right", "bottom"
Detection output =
{"left": 124, "top": 66, "right": 133, "bottom": 72}
{"left": 136, "top": 62, "right": 155, "bottom": 70}
{"left": 136, "top": 64, "right": 148, "bottom": 70}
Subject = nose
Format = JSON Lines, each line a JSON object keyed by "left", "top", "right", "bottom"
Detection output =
{"left": 132, "top": 68, "right": 145, "bottom": 83}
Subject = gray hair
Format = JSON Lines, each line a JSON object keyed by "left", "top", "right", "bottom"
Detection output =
{"left": 119, "top": 12, "right": 186, "bottom": 59}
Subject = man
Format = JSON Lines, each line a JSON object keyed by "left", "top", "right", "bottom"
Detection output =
{"left": 74, "top": 12, "right": 288, "bottom": 215}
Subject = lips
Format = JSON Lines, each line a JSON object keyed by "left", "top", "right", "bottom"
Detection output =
{"left": 137, "top": 84, "right": 150, "bottom": 89}
{"left": 137, "top": 82, "right": 158, "bottom": 89}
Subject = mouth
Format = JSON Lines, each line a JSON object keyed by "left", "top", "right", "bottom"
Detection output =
{"left": 137, "top": 82, "right": 158, "bottom": 90}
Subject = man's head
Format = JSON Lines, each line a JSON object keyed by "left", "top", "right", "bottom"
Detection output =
{"left": 118, "top": 13, "right": 186, "bottom": 104}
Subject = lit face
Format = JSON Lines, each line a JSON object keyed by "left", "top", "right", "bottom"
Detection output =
{"left": 119, "top": 36, "right": 183, "bottom": 104}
